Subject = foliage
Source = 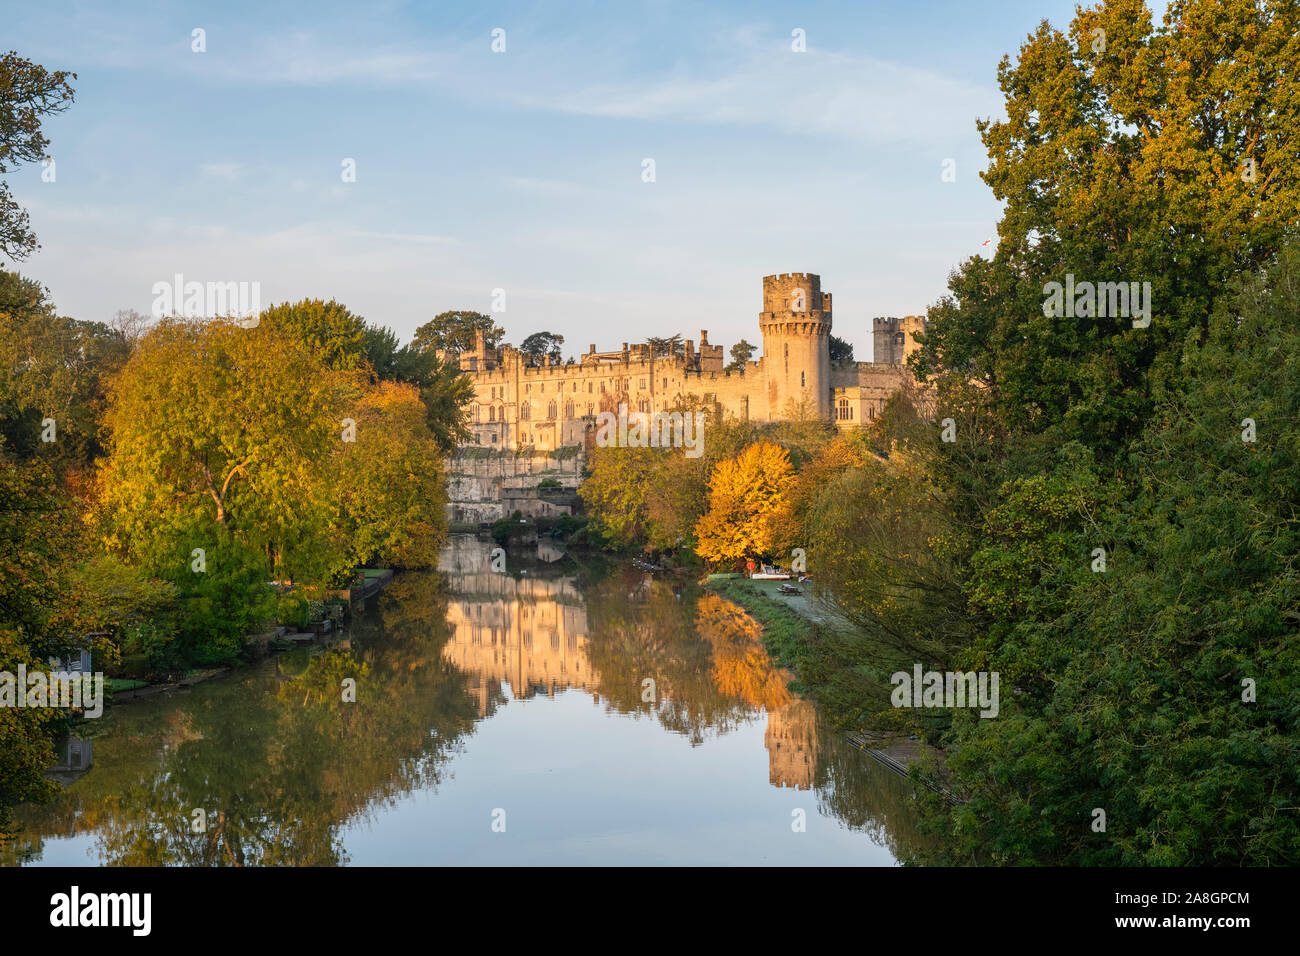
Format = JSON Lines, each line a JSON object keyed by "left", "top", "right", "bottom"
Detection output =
{"left": 327, "top": 380, "right": 448, "bottom": 573}
{"left": 412, "top": 310, "right": 503, "bottom": 354}
{"left": 0, "top": 270, "right": 129, "bottom": 468}
{"left": 828, "top": 334, "right": 854, "bottom": 362}
{"left": 520, "top": 331, "right": 565, "bottom": 364}
{"left": 0, "top": 456, "right": 68, "bottom": 840}
{"left": 694, "top": 441, "right": 794, "bottom": 565}
{"left": 276, "top": 593, "right": 310, "bottom": 630}
{"left": 0, "top": 51, "right": 76, "bottom": 262}
{"left": 726, "top": 338, "right": 755, "bottom": 371}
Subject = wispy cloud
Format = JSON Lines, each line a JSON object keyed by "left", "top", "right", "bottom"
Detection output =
{"left": 350, "top": 230, "right": 457, "bottom": 244}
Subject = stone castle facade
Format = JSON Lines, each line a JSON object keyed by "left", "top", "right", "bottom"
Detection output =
{"left": 446, "top": 272, "right": 925, "bottom": 523}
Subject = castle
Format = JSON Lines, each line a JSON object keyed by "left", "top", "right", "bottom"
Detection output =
{"left": 446, "top": 273, "right": 925, "bottom": 523}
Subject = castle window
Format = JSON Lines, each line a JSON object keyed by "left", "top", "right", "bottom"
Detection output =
{"left": 586, "top": 402, "right": 593, "bottom": 416}
{"left": 572, "top": 381, "right": 577, "bottom": 392}
{"left": 521, "top": 402, "right": 530, "bottom": 421}
{"left": 801, "top": 371, "right": 806, "bottom": 388}
{"left": 600, "top": 382, "right": 606, "bottom": 393}
{"left": 587, "top": 382, "right": 592, "bottom": 393}
{"left": 489, "top": 406, "right": 496, "bottom": 422}
{"left": 662, "top": 378, "right": 667, "bottom": 388}
{"left": 548, "top": 401, "right": 557, "bottom": 420}
{"left": 565, "top": 401, "right": 574, "bottom": 418}
{"left": 837, "top": 398, "right": 851, "bottom": 421}
{"left": 526, "top": 384, "right": 531, "bottom": 394}
{"left": 640, "top": 378, "right": 647, "bottom": 390}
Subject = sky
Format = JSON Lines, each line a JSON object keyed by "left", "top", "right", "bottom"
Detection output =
{"left": 4, "top": 0, "right": 1141, "bottom": 362}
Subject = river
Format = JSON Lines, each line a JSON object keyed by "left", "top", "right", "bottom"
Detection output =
{"left": 7, "top": 536, "right": 927, "bottom": 866}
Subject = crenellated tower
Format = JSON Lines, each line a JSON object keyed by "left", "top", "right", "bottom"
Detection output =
{"left": 760, "top": 273, "right": 832, "bottom": 419}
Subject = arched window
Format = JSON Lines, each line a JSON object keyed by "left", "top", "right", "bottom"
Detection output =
{"left": 520, "top": 402, "right": 530, "bottom": 421}
{"left": 547, "top": 400, "right": 557, "bottom": 420}
{"left": 564, "top": 401, "right": 574, "bottom": 418}
{"left": 489, "top": 406, "right": 496, "bottom": 422}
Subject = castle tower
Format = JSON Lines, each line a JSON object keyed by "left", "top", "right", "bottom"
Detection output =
{"left": 872, "top": 315, "right": 927, "bottom": 365}
{"left": 759, "top": 273, "right": 832, "bottom": 420}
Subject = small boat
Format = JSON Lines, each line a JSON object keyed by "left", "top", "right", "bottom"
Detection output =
{"left": 749, "top": 564, "right": 791, "bottom": 580}
{"left": 777, "top": 583, "right": 801, "bottom": 595}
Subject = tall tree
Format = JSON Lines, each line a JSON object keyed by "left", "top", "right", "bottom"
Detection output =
{"left": 519, "top": 331, "right": 564, "bottom": 364}
{"left": 0, "top": 271, "right": 128, "bottom": 468}
{"left": 828, "top": 334, "right": 853, "bottom": 363}
{"left": 97, "top": 318, "right": 351, "bottom": 583}
{"left": 259, "top": 299, "right": 369, "bottom": 371}
{"left": 694, "top": 441, "right": 795, "bottom": 566}
{"left": 0, "top": 51, "right": 76, "bottom": 262}
{"left": 647, "top": 334, "right": 684, "bottom": 359}
{"left": 726, "top": 339, "right": 755, "bottom": 371}
{"left": 412, "top": 311, "right": 504, "bottom": 354}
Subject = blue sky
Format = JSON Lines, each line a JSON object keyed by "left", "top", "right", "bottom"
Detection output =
{"left": 7, "top": 0, "right": 1118, "bottom": 361}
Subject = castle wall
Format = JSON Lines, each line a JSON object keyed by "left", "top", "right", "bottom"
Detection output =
{"left": 448, "top": 272, "right": 920, "bottom": 518}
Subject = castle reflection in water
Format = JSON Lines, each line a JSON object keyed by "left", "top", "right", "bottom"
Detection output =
{"left": 437, "top": 537, "right": 818, "bottom": 790}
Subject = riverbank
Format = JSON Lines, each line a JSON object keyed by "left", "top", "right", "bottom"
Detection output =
{"left": 703, "top": 576, "right": 944, "bottom": 787}
{"left": 104, "top": 569, "right": 395, "bottom": 707}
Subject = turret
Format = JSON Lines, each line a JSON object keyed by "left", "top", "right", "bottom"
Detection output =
{"left": 759, "top": 273, "right": 832, "bottom": 419}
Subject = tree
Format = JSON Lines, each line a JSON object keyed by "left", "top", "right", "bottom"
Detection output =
{"left": 109, "top": 309, "right": 152, "bottom": 348}
{"left": 694, "top": 442, "right": 795, "bottom": 565}
{"left": 921, "top": 242, "right": 1300, "bottom": 866}
{"left": 0, "top": 456, "right": 70, "bottom": 842}
{"left": 829, "top": 334, "right": 853, "bottom": 362}
{"left": 0, "top": 52, "right": 76, "bottom": 262}
{"left": 412, "top": 311, "right": 504, "bottom": 354}
{"left": 0, "top": 271, "right": 129, "bottom": 469}
{"left": 726, "top": 339, "right": 756, "bottom": 371}
{"left": 647, "top": 334, "right": 684, "bottom": 359}
{"left": 259, "top": 299, "right": 369, "bottom": 371}
{"left": 915, "top": 0, "right": 1300, "bottom": 459}
{"left": 97, "top": 318, "right": 350, "bottom": 584}
{"left": 520, "top": 331, "right": 565, "bottom": 364}
{"left": 260, "top": 303, "right": 472, "bottom": 452}
{"left": 328, "top": 380, "right": 448, "bottom": 574}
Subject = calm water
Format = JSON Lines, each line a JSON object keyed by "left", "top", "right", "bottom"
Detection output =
{"left": 8, "top": 536, "right": 926, "bottom": 866}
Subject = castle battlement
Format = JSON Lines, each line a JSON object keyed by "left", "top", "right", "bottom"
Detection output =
{"left": 452, "top": 273, "right": 917, "bottom": 491}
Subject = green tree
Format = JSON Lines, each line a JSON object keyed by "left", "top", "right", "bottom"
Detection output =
{"left": 922, "top": 242, "right": 1300, "bottom": 866}
{"left": 259, "top": 299, "right": 369, "bottom": 371}
{"left": 0, "top": 271, "right": 128, "bottom": 469}
{"left": 726, "top": 339, "right": 755, "bottom": 371}
{"left": 0, "top": 52, "right": 76, "bottom": 262}
{"left": 520, "top": 331, "right": 565, "bottom": 364}
{"left": 828, "top": 334, "right": 853, "bottom": 363}
{"left": 97, "top": 318, "right": 350, "bottom": 584}
{"left": 412, "top": 311, "right": 503, "bottom": 354}
{"left": 0, "top": 456, "right": 70, "bottom": 842}
{"left": 647, "top": 334, "right": 684, "bottom": 359}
